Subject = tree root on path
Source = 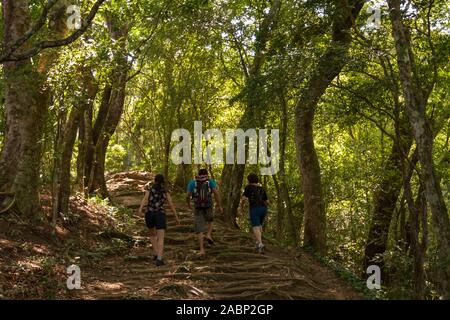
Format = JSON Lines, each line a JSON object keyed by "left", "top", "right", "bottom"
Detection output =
{"left": 207, "top": 275, "right": 325, "bottom": 292}
{"left": 157, "top": 283, "right": 189, "bottom": 298}
{"left": 168, "top": 225, "right": 194, "bottom": 233}
{"left": 193, "top": 261, "right": 291, "bottom": 273}
{"left": 163, "top": 272, "right": 308, "bottom": 285}
{"left": 212, "top": 251, "right": 278, "bottom": 261}
{"left": 211, "top": 284, "right": 295, "bottom": 296}
{"left": 216, "top": 234, "right": 254, "bottom": 241}
{"left": 164, "top": 236, "right": 193, "bottom": 245}
{"left": 212, "top": 284, "right": 311, "bottom": 300}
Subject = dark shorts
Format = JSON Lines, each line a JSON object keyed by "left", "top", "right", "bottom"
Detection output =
{"left": 145, "top": 210, "right": 167, "bottom": 230}
{"left": 194, "top": 207, "right": 214, "bottom": 233}
{"left": 249, "top": 206, "right": 267, "bottom": 227}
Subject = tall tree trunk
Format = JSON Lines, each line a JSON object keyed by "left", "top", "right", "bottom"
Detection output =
{"left": 408, "top": 184, "right": 427, "bottom": 300}
{"left": 221, "top": 105, "right": 260, "bottom": 228}
{"left": 163, "top": 133, "right": 171, "bottom": 181}
{"left": 399, "top": 147, "right": 425, "bottom": 299}
{"left": 272, "top": 175, "right": 283, "bottom": 240}
{"left": 53, "top": 70, "right": 98, "bottom": 225}
{"left": 294, "top": 0, "right": 364, "bottom": 253}
{"left": 0, "top": 0, "right": 42, "bottom": 216}
{"left": 76, "top": 110, "right": 86, "bottom": 191}
{"left": 175, "top": 162, "right": 192, "bottom": 190}
{"left": 388, "top": 0, "right": 450, "bottom": 298}
{"left": 222, "top": 161, "right": 247, "bottom": 228}
{"left": 220, "top": 0, "right": 281, "bottom": 227}
{"left": 87, "top": 15, "right": 129, "bottom": 198}
{"left": 81, "top": 84, "right": 110, "bottom": 194}
{"left": 364, "top": 115, "right": 413, "bottom": 272}
{"left": 80, "top": 98, "right": 96, "bottom": 195}
{"left": 0, "top": 0, "right": 65, "bottom": 218}
{"left": 277, "top": 91, "right": 298, "bottom": 243}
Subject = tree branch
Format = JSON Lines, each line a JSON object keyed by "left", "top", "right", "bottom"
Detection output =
{"left": 2, "top": 0, "right": 60, "bottom": 60}
{"left": 0, "top": 0, "right": 107, "bottom": 63}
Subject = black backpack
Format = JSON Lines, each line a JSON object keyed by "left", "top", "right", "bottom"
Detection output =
{"left": 192, "top": 177, "right": 213, "bottom": 209}
{"left": 249, "top": 185, "right": 266, "bottom": 207}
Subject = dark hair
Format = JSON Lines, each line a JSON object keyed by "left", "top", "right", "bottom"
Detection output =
{"left": 198, "top": 168, "right": 208, "bottom": 176}
{"left": 247, "top": 173, "right": 259, "bottom": 184}
{"left": 154, "top": 174, "right": 165, "bottom": 191}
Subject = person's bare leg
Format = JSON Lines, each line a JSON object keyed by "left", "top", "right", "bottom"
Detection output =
{"left": 252, "top": 226, "right": 262, "bottom": 244}
{"left": 198, "top": 232, "right": 205, "bottom": 255}
{"left": 149, "top": 228, "right": 158, "bottom": 256}
{"left": 156, "top": 229, "right": 165, "bottom": 259}
{"left": 206, "top": 222, "right": 213, "bottom": 240}
{"left": 259, "top": 226, "right": 263, "bottom": 243}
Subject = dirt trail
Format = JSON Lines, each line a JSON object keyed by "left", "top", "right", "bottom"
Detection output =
{"left": 72, "top": 171, "right": 363, "bottom": 300}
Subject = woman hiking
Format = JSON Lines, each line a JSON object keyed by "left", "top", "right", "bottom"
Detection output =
{"left": 139, "top": 174, "right": 180, "bottom": 266}
{"left": 241, "top": 173, "right": 269, "bottom": 254}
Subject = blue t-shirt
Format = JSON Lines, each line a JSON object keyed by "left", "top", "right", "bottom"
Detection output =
{"left": 187, "top": 179, "right": 217, "bottom": 193}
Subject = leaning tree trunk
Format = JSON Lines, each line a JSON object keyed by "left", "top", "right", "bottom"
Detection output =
{"left": 294, "top": 0, "right": 364, "bottom": 254}
{"left": 388, "top": 0, "right": 450, "bottom": 298}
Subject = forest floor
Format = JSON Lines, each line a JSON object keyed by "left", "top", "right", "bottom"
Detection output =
{"left": 0, "top": 171, "right": 365, "bottom": 300}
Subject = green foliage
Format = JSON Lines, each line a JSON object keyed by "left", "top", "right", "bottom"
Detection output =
{"left": 106, "top": 144, "right": 128, "bottom": 173}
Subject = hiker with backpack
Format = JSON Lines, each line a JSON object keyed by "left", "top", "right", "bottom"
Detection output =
{"left": 139, "top": 174, "right": 180, "bottom": 266}
{"left": 241, "top": 173, "right": 269, "bottom": 254}
{"left": 186, "top": 169, "right": 223, "bottom": 255}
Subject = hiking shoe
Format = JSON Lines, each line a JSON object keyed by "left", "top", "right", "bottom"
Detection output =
{"left": 258, "top": 244, "right": 265, "bottom": 255}
{"left": 155, "top": 259, "right": 165, "bottom": 267}
{"left": 204, "top": 236, "right": 214, "bottom": 245}
{"left": 153, "top": 255, "right": 158, "bottom": 261}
